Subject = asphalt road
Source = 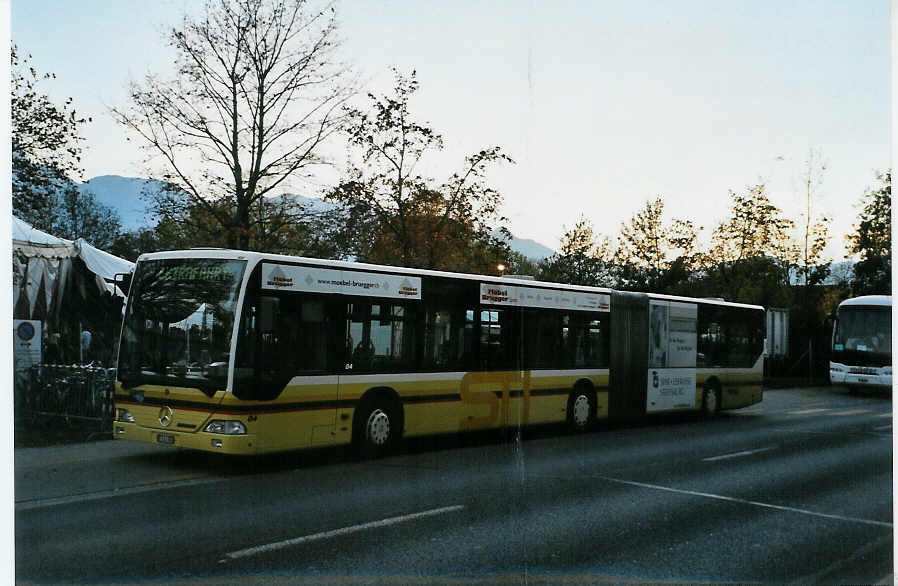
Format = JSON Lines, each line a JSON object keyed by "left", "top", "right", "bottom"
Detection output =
{"left": 15, "top": 386, "right": 893, "bottom": 584}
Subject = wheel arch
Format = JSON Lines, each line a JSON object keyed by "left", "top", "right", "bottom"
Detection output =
{"left": 702, "top": 375, "right": 722, "bottom": 414}
{"left": 573, "top": 377, "right": 596, "bottom": 392}
{"left": 354, "top": 386, "right": 404, "bottom": 436}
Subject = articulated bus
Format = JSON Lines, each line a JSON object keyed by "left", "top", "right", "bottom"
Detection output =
{"left": 830, "top": 295, "right": 892, "bottom": 392}
{"left": 113, "top": 249, "right": 765, "bottom": 455}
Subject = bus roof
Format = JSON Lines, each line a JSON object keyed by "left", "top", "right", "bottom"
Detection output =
{"left": 136, "top": 248, "right": 763, "bottom": 310}
{"left": 137, "top": 248, "right": 614, "bottom": 296}
{"left": 838, "top": 295, "right": 892, "bottom": 308}
{"left": 647, "top": 292, "right": 764, "bottom": 311}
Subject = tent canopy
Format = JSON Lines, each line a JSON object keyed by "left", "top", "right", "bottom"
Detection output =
{"left": 12, "top": 217, "right": 135, "bottom": 321}
{"left": 12, "top": 216, "right": 133, "bottom": 284}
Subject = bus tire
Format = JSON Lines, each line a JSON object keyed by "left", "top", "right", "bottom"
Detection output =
{"left": 567, "top": 386, "right": 596, "bottom": 432}
{"left": 702, "top": 383, "right": 721, "bottom": 417}
{"left": 353, "top": 395, "right": 401, "bottom": 457}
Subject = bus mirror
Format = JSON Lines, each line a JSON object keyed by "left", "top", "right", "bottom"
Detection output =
{"left": 114, "top": 272, "right": 133, "bottom": 295}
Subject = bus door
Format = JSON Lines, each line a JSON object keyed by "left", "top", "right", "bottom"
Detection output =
{"left": 244, "top": 263, "right": 342, "bottom": 448}
{"left": 609, "top": 291, "right": 649, "bottom": 420}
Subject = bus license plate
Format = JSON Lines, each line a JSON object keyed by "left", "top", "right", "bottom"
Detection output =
{"left": 157, "top": 433, "right": 175, "bottom": 445}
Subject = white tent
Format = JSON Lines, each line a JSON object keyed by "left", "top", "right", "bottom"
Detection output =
{"left": 12, "top": 216, "right": 134, "bottom": 320}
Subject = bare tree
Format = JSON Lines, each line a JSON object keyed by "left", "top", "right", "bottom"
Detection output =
{"left": 796, "top": 148, "right": 831, "bottom": 286}
{"left": 112, "top": 0, "right": 352, "bottom": 250}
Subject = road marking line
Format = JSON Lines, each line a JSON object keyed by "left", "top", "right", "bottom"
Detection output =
{"left": 702, "top": 447, "right": 776, "bottom": 462}
{"left": 599, "top": 476, "right": 892, "bottom": 528}
{"left": 873, "top": 424, "right": 892, "bottom": 431}
{"left": 15, "top": 477, "right": 222, "bottom": 512}
{"left": 874, "top": 412, "right": 892, "bottom": 418}
{"left": 220, "top": 504, "right": 465, "bottom": 562}
{"left": 830, "top": 409, "right": 871, "bottom": 416}
{"left": 771, "top": 427, "right": 890, "bottom": 439}
{"left": 786, "top": 408, "right": 829, "bottom": 415}
{"left": 789, "top": 533, "right": 894, "bottom": 586}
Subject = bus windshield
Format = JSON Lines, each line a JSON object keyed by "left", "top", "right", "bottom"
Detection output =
{"left": 118, "top": 258, "right": 247, "bottom": 396}
{"left": 833, "top": 305, "right": 891, "bottom": 363}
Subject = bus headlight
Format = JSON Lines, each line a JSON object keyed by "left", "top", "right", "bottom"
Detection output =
{"left": 204, "top": 420, "right": 247, "bottom": 435}
{"left": 830, "top": 365, "right": 844, "bottom": 373}
{"left": 115, "top": 408, "right": 135, "bottom": 423}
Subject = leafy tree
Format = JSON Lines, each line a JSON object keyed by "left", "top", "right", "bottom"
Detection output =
{"left": 703, "top": 184, "right": 797, "bottom": 306}
{"left": 327, "top": 70, "right": 514, "bottom": 273}
{"left": 539, "top": 216, "right": 614, "bottom": 286}
{"left": 505, "top": 250, "right": 541, "bottom": 278}
{"left": 847, "top": 170, "right": 891, "bottom": 295}
{"left": 111, "top": 0, "right": 352, "bottom": 251}
{"left": 55, "top": 186, "right": 123, "bottom": 249}
{"left": 11, "top": 44, "right": 89, "bottom": 230}
{"left": 613, "top": 198, "right": 698, "bottom": 292}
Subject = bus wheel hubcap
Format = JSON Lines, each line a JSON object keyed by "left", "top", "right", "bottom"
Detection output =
{"left": 573, "top": 394, "right": 590, "bottom": 427}
{"left": 366, "top": 409, "right": 390, "bottom": 445}
{"left": 705, "top": 390, "right": 716, "bottom": 412}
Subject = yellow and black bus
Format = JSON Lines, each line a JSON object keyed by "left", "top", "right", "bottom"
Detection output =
{"left": 113, "top": 249, "right": 765, "bottom": 455}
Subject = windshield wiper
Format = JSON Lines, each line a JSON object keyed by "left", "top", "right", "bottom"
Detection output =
{"left": 119, "top": 372, "right": 143, "bottom": 390}
{"left": 119, "top": 371, "right": 222, "bottom": 398}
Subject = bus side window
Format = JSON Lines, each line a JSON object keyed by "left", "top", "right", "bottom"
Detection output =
{"left": 697, "top": 306, "right": 729, "bottom": 367}
{"left": 522, "top": 309, "right": 563, "bottom": 369}
{"left": 346, "top": 299, "right": 417, "bottom": 373}
{"left": 480, "top": 310, "right": 505, "bottom": 370}
{"left": 424, "top": 307, "right": 475, "bottom": 370}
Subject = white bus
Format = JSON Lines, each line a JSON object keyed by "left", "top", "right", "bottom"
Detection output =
{"left": 112, "top": 249, "right": 765, "bottom": 455}
{"left": 830, "top": 295, "right": 892, "bottom": 392}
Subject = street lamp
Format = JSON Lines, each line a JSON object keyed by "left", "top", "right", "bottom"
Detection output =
{"left": 497, "top": 263, "right": 507, "bottom": 275}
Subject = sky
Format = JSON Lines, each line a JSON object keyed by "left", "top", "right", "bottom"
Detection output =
{"left": 10, "top": 0, "right": 892, "bottom": 260}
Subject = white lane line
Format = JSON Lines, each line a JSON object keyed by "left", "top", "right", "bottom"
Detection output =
{"left": 15, "top": 477, "right": 224, "bottom": 512}
{"left": 830, "top": 409, "right": 872, "bottom": 416}
{"left": 220, "top": 504, "right": 465, "bottom": 562}
{"left": 771, "top": 427, "right": 890, "bottom": 439}
{"left": 702, "top": 446, "right": 776, "bottom": 462}
{"left": 599, "top": 476, "right": 892, "bottom": 528}
{"left": 787, "top": 408, "right": 829, "bottom": 415}
{"left": 874, "top": 412, "right": 892, "bottom": 418}
{"left": 873, "top": 424, "right": 892, "bottom": 431}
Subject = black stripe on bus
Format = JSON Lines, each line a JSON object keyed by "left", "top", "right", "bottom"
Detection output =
{"left": 115, "top": 384, "right": 611, "bottom": 416}
{"left": 116, "top": 396, "right": 357, "bottom": 414}
{"left": 401, "top": 394, "right": 462, "bottom": 404}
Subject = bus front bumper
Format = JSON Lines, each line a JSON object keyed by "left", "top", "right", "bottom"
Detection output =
{"left": 113, "top": 422, "right": 258, "bottom": 455}
{"left": 829, "top": 363, "right": 892, "bottom": 389}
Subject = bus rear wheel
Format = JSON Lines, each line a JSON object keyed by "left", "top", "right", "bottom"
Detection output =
{"left": 702, "top": 384, "right": 720, "bottom": 417}
{"left": 353, "top": 398, "right": 400, "bottom": 457}
{"left": 567, "top": 388, "right": 596, "bottom": 432}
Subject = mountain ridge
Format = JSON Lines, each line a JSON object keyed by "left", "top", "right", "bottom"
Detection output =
{"left": 79, "top": 174, "right": 556, "bottom": 260}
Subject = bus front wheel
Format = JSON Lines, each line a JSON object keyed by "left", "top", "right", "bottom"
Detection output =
{"left": 353, "top": 397, "right": 400, "bottom": 457}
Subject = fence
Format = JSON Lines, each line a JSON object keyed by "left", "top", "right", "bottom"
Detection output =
{"left": 18, "top": 364, "right": 116, "bottom": 426}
